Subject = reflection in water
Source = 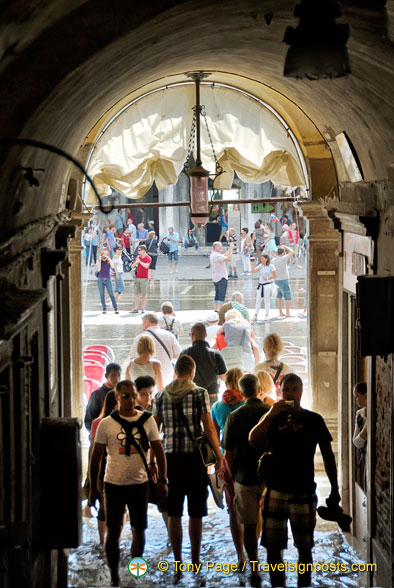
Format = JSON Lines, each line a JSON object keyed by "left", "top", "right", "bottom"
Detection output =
{"left": 69, "top": 501, "right": 364, "bottom": 587}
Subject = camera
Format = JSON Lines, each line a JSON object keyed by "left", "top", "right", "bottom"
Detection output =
{"left": 285, "top": 400, "right": 295, "bottom": 407}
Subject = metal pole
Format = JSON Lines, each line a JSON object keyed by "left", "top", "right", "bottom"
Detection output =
{"left": 195, "top": 75, "right": 202, "bottom": 166}
{"left": 86, "top": 197, "right": 304, "bottom": 210}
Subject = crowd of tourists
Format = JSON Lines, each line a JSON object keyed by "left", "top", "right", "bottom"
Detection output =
{"left": 84, "top": 208, "right": 306, "bottom": 320}
{"left": 84, "top": 298, "right": 343, "bottom": 588}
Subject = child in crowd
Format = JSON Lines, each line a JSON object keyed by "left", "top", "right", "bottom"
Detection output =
{"left": 158, "top": 301, "right": 183, "bottom": 339}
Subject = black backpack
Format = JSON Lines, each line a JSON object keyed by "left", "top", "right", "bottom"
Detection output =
{"left": 110, "top": 409, "right": 152, "bottom": 478}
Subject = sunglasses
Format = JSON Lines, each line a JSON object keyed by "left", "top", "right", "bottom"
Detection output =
{"left": 120, "top": 392, "right": 136, "bottom": 399}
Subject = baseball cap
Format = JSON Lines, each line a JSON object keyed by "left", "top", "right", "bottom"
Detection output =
{"left": 207, "top": 311, "right": 219, "bottom": 322}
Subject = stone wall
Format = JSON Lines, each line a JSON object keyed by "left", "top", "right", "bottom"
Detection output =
{"left": 373, "top": 355, "right": 392, "bottom": 557}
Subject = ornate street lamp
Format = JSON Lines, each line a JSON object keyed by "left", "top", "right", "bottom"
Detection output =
{"left": 184, "top": 72, "right": 223, "bottom": 228}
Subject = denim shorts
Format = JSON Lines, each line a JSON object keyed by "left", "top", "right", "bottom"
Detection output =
{"left": 168, "top": 250, "right": 179, "bottom": 262}
{"left": 213, "top": 277, "right": 228, "bottom": 304}
{"left": 114, "top": 274, "right": 125, "bottom": 294}
{"left": 276, "top": 279, "right": 292, "bottom": 300}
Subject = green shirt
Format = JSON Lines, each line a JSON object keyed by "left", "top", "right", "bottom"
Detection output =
{"left": 222, "top": 397, "right": 270, "bottom": 485}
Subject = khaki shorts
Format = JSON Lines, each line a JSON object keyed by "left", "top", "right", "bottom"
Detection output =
{"left": 233, "top": 480, "right": 265, "bottom": 525}
{"left": 135, "top": 278, "right": 148, "bottom": 295}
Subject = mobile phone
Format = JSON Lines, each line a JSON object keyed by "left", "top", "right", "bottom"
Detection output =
{"left": 285, "top": 400, "right": 295, "bottom": 407}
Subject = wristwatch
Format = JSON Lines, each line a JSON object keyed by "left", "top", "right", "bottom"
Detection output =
{"left": 157, "top": 477, "right": 169, "bottom": 484}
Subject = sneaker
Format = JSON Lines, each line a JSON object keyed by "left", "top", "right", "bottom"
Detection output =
{"left": 102, "top": 310, "right": 107, "bottom": 314}
{"left": 228, "top": 273, "right": 233, "bottom": 278}
{"left": 114, "top": 310, "right": 119, "bottom": 314}
{"left": 234, "top": 274, "right": 238, "bottom": 279}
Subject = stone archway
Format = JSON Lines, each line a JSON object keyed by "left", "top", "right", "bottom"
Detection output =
{"left": 68, "top": 72, "right": 339, "bottom": 425}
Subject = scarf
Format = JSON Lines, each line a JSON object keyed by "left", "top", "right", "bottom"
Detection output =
{"left": 222, "top": 388, "right": 244, "bottom": 406}
{"left": 163, "top": 378, "right": 196, "bottom": 404}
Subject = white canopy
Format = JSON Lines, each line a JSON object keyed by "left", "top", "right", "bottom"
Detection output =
{"left": 86, "top": 84, "right": 306, "bottom": 203}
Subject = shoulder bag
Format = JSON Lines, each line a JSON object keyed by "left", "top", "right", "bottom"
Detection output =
{"left": 175, "top": 403, "right": 217, "bottom": 467}
{"left": 219, "top": 328, "right": 246, "bottom": 371}
{"left": 159, "top": 241, "right": 170, "bottom": 254}
{"left": 146, "top": 329, "right": 171, "bottom": 360}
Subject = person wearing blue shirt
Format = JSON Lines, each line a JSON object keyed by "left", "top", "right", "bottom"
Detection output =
{"left": 184, "top": 228, "right": 199, "bottom": 251}
{"left": 115, "top": 209, "right": 124, "bottom": 235}
{"left": 163, "top": 227, "right": 179, "bottom": 274}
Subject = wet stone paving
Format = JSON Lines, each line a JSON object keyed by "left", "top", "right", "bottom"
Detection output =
{"left": 71, "top": 252, "right": 365, "bottom": 587}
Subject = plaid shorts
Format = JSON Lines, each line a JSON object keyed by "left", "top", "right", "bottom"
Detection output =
{"left": 262, "top": 488, "right": 317, "bottom": 550}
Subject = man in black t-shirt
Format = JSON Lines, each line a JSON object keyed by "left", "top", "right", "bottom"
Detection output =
{"left": 249, "top": 373, "right": 340, "bottom": 588}
{"left": 84, "top": 363, "right": 121, "bottom": 433}
{"left": 180, "top": 323, "right": 227, "bottom": 405}
{"left": 222, "top": 374, "right": 270, "bottom": 587}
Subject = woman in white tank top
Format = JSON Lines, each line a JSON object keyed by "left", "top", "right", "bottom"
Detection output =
{"left": 125, "top": 335, "right": 163, "bottom": 390}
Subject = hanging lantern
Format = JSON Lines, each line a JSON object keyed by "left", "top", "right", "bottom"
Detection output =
{"left": 185, "top": 72, "right": 223, "bottom": 228}
{"left": 189, "top": 164, "right": 209, "bottom": 228}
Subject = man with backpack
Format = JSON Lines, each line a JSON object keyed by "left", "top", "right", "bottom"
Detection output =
{"left": 89, "top": 379, "right": 167, "bottom": 587}
{"left": 180, "top": 322, "right": 227, "bottom": 406}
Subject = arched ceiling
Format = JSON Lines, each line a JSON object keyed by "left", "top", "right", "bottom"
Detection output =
{"left": 0, "top": 0, "right": 393, "bottom": 235}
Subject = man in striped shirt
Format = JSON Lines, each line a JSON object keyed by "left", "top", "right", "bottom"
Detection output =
{"left": 153, "top": 355, "right": 222, "bottom": 581}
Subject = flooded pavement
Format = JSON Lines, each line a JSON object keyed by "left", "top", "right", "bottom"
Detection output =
{"left": 73, "top": 253, "right": 366, "bottom": 587}
{"left": 69, "top": 487, "right": 365, "bottom": 587}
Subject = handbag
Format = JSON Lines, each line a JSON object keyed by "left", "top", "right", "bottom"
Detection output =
{"left": 175, "top": 403, "right": 217, "bottom": 467}
{"left": 207, "top": 472, "right": 225, "bottom": 509}
{"left": 159, "top": 241, "right": 170, "bottom": 254}
{"left": 219, "top": 328, "right": 247, "bottom": 370}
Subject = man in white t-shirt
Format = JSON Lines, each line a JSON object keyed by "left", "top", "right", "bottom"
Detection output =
{"left": 129, "top": 313, "right": 181, "bottom": 385}
{"left": 210, "top": 241, "right": 234, "bottom": 311}
{"left": 89, "top": 379, "right": 167, "bottom": 587}
{"left": 271, "top": 245, "right": 294, "bottom": 318}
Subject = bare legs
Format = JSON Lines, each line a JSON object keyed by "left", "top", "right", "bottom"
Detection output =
{"left": 229, "top": 511, "right": 245, "bottom": 566}
{"left": 106, "top": 523, "right": 145, "bottom": 586}
{"left": 168, "top": 516, "right": 203, "bottom": 581}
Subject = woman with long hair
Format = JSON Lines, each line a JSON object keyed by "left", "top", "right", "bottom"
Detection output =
{"left": 125, "top": 335, "right": 163, "bottom": 390}
{"left": 255, "top": 370, "right": 276, "bottom": 406}
{"left": 211, "top": 368, "right": 245, "bottom": 568}
{"left": 251, "top": 253, "right": 277, "bottom": 321}
{"left": 96, "top": 250, "right": 118, "bottom": 314}
{"left": 254, "top": 333, "right": 291, "bottom": 398}
{"left": 263, "top": 222, "right": 277, "bottom": 254}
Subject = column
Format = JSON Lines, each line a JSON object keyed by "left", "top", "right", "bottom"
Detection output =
{"left": 68, "top": 211, "right": 85, "bottom": 421}
{"left": 297, "top": 201, "right": 340, "bottom": 419}
{"left": 159, "top": 185, "right": 177, "bottom": 236}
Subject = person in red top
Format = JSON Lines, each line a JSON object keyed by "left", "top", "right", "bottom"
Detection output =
{"left": 131, "top": 245, "right": 151, "bottom": 314}
{"left": 119, "top": 231, "right": 131, "bottom": 253}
